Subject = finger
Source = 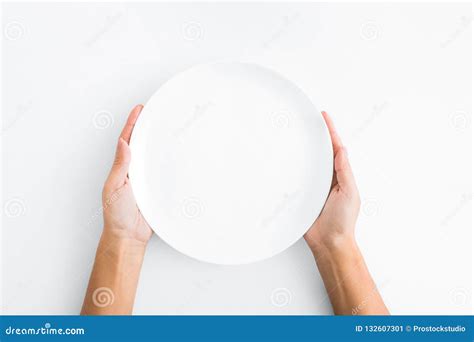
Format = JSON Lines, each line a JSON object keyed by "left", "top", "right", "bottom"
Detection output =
{"left": 106, "top": 137, "right": 131, "bottom": 190}
{"left": 334, "top": 146, "right": 357, "bottom": 192}
{"left": 322, "top": 111, "right": 343, "bottom": 157}
{"left": 120, "top": 105, "right": 144, "bottom": 144}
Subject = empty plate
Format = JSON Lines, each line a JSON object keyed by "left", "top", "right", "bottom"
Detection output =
{"left": 129, "top": 62, "right": 333, "bottom": 264}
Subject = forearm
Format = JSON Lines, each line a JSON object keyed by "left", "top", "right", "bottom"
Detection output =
{"left": 81, "top": 232, "right": 146, "bottom": 315}
{"left": 312, "top": 237, "right": 388, "bottom": 315}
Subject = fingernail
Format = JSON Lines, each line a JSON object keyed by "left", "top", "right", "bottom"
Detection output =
{"left": 133, "top": 104, "right": 144, "bottom": 112}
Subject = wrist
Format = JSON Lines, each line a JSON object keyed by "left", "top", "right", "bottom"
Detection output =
{"left": 102, "top": 222, "right": 150, "bottom": 245}
{"left": 98, "top": 230, "right": 147, "bottom": 258}
{"left": 84, "top": 229, "right": 146, "bottom": 315}
{"left": 310, "top": 233, "right": 358, "bottom": 260}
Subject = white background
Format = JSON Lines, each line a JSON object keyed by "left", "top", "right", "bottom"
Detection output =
{"left": 1, "top": 2, "right": 472, "bottom": 315}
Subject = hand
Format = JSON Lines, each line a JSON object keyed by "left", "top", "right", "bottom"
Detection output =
{"left": 304, "top": 113, "right": 388, "bottom": 315}
{"left": 101, "top": 105, "right": 152, "bottom": 245}
{"left": 304, "top": 111, "right": 360, "bottom": 253}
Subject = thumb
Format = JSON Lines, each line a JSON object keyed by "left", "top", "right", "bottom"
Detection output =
{"left": 106, "top": 138, "right": 131, "bottom": 190}
{"left": 334, "top": 147, "right": 357, "bottom": 193}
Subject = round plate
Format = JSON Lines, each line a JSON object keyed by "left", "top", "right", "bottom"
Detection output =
{"left": 129, "top": 62, "right": 333, "bottom": 265}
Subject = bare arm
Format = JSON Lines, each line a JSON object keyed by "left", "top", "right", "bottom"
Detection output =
{"left": 81, "top": 105, "right": 152, "bottom": 315}
{"left": 305, "top": 111, "right": 388, "bottom": 315}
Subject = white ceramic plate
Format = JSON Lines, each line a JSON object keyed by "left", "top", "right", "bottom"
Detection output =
{"left": 129, "top": 62, "right": 333, "bottom": 265}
